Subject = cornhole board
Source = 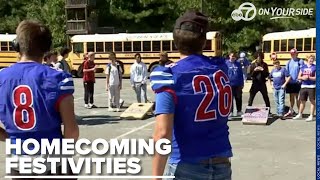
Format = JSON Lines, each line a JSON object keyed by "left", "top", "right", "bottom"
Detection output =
{"left": 120, "top": 103, "right": 154, "bottom": 120}
{"left": 242, "top": 106, "right": 270, "bottom": 125}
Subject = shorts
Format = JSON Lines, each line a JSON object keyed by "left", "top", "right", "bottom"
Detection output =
{"left": 286, "top": 83, "right": 301, "bottom": 94}
{"left": 299, "top": 88, "right": 315, "bottom": 101}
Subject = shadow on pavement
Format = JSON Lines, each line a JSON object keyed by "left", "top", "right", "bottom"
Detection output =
{"left": 76, "top": 115, "right": 120, "bottom": 126}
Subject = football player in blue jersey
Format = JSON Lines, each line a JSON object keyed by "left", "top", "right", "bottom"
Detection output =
{"left": 151, "top": 11, "right": 232, "bottom": 180}
{"left": 0, "top": 20, "right": 79, "bottom": 178}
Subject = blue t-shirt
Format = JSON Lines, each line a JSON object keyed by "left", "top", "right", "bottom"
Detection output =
{"left": 300, "top": 64, "right": 316, "bottom": 88}
{"left": 269, "top": 67, "right": 290, "bottom": 90}
{"left": 0, "top": 62, "right": 74, "bottom": 154}
{"left": 225, "top": 60, "right": 244, "bottom": 87}
{"left": 151, "top": 55, "right": 233, "bottom": 164}
{"left": 285, "top": 58, "right": 304, "bottom": 83}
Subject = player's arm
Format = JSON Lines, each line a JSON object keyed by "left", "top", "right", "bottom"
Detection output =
{"left": 59, "top": 95, "right": 79, "bottom": 140}
{"left": 283, "top": 70, "right": 291, "bottom": 87}
{"left": 297, "top": 71, "right": 304, "bottom": 80}
{"left": 309, "top": 71, "right": 316, "bottom": 81}
{"left": 150, "top": 66, "right": 175, "bottom": 179}
{"left": 152, "top": 92, "right": 175, "bottom": 180}
{"left": 83, "top": 62, "right": 95, "bottom": 72}
{"left": 0, "top": 127, "right": 8, "bottom": 141}
{"left": 57, "top": 74, "right": 79, "bottom": 141}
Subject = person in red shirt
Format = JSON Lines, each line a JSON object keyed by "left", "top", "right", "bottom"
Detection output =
{"left": 83, "top": 52, "right": 97, "bottom": 108}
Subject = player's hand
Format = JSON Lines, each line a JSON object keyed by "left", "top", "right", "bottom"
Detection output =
{"left": 106, "top": 84, "right": 109, "bottom": 91}
{"left": 302, "top": 76, "right": 308, "bottom": 81}
{"left": 119, "top": 85, "right": 122, "bottom": 90}
{"left": 281, "top": 84, "right": 286, "bottom": 89}
{"left": 254, "top": 67, "right": 261, "bottom": 71}
{"left": 132, "top": 85, "right": 135, "bottom": 90}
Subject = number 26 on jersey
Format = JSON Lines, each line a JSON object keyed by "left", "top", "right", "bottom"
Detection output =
{"left": 192, "top": 70, "right": 232, "bottom": 122}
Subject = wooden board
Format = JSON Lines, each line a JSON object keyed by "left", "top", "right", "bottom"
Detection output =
{"left": 242, "top": 106, "right": 270, "bottom": 125}
{"left": 120, "top": 103, "right": 154, "bottom": 120}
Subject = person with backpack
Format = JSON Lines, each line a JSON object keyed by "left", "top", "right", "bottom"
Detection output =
{"left": 106, "top": 52, "right": 123, "bottom": 112}
{"left": 284, "top": 48, "right": 304, "bottom": 118}
{"left": 57, "top": 47, "right": 71, "bottom": 73}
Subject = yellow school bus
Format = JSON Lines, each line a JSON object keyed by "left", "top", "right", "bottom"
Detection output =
{"left": 262, "top": 28, "right": 316, "bottom": 71}
{"left": 0, "top": 34, "right": 18, "bottom": 69}
{"left": 69, "top": 32, "right": 222, "bottom": 77}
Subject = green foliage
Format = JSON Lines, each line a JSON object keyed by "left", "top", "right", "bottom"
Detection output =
{"left": 0, "top": 0, "right": 315, "bottom": 52}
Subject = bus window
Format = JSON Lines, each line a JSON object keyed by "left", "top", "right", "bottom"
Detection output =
{"left": 133, "top": 41, "right": 141, "bottom": 51}
{"left": 152, "top": 41, "right": 160, "bottom": 51}
{"left": 96, "top": 42, "right": 104, "bottom": 52}
{"left": 162, "top": 41, "right": 171, "bottom": 51}
{"left": 288, "top": 39, "right": 295, "bottom": 50}
{"left": 114, "top": 42, "right": 122, "bottom": 52}
{"left": 87, "top": 42, "right": 94, "bottom": 52}
{"left": 304, "top": 38, "right": 311, "bottom": 51}
{"left": 124, "top": 42, "right": 132, "bottom": 52}
{"left": 105, "top": 42, "right": 113, "bottom": 52}
{"left": 280, "top": 39, "right": 287, "bottom": 52}
{"left": 73, "top": 43, "right": 84, "bottom": 53}
{"left": 296, "top": 39, "right": 303, "bottom": 51}
{"left": 0, "top": 42, "right": 8, "bottom": 51}
{"left": 273, "top": 40, "right": 280, "bottom": 52}
{"left": 172, "top": 41, "right": 177, "bottom": 51}
{"left": 204, "top": 40, "right": 212, "bottom": 50}
{"left": 143, "top": 41, "right": 151, "bottom": 51}
{"left": 313, "top": 37, "right": 316, "bottom": 50}
{"left": 9, "top": 41, "right": 14, "bottom": 51}
{"left": 263, "top": 41, "right": 271, "bottom": 53}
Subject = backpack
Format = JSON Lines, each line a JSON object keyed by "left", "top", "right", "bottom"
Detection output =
{"left": 107, "top": 63, "right": 121, "bottom": 80}
{"left": 77, "top": 61, "right": 85, "bottom": 77}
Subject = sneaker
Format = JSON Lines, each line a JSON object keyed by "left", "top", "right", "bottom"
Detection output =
{"left": 89, "top": 104, "right": 97, "bottom": 108}
{"left": 305, "top": 115, "right": 315, "bottom": 122}
{"left": 236, "top": 111, "right": 243, "bottom": 116}
{"left": 284, "top": 110, "right": 293, "bottom": 117}
{"left": 108, "top": 107, "right": 115, "bottom": 112}
{"left": 116, "top": 108, "right": 120, "bottom": 112}
{"left": 84, "top": 104, "right": 89, "bottom": 108}
{"left": 293, "top": 113, "right": 302, "bottom": 120}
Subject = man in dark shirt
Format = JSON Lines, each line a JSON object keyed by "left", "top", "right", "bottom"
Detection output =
{"left": 248, "top": 52, "right": 271, "bottom": 111}
{"left": 83, "top": 52, "right": 96, "bottom": 108}
{"left": 159, "top": 52, "right": 173, "bottom": 66}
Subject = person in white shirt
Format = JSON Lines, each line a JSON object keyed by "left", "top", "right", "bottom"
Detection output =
{"left": 130, "top": 53, "right": 148, "bottom": 103}
{"left": 106, "top": 52, "right": 123, "bottom": 112}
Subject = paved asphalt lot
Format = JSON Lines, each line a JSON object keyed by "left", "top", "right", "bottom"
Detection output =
{"left": 0, "top": 78, "right": 315, "bottom": 180}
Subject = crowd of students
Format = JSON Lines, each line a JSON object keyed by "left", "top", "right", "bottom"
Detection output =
{"left": 225, "top": 48, "right": 316, "bottom": 122}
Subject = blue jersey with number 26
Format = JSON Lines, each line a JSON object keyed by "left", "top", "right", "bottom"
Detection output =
{"left": 0, "top": 62, "right": 74, "bottom": 146}
{"left": 151, "top": 54, "right": 232, "bottom": 163}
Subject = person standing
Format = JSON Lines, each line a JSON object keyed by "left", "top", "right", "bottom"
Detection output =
{"left": 58, "top": 47, "right": 71, "bottom": 73}
{"left": 0, "top": 20, "right": 78, "bottom": 177}
{"left": 159, "top": 52, "right": 173, "bottom": 66}
{"left": 151, "top": 11, "right": 232, "bottom": 180}
{"left": 106, "top": 52, "right": 123, "bottom": 112}
{"left": 130, "top": 53, "right": 148, "bottom": 103}
{"left": 284, "top": 48, "right": 304, "bottom": 117}
{"left": 237, "top": 52, "right": 250, "bottom": 82}
{"left": 226, "top": 52, "right": 244, "bottom": 116}
{"left": 83, "top": 52, "right": 96, "bottom": 108}
{"left": 248, "top": 52, "right": 271, "bottom": 111}
{"left": 269, "top": 59, "right": 291, "bottom": 117}
{"left": 293, "top": 55, "right": 316, "bottom": 121}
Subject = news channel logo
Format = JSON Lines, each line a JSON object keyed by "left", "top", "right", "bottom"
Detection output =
{"left": 231, "top": 2, "right": 314, "bottom": 21}
{"left": 231, "top": 2, "right": 256, "bottom": 21}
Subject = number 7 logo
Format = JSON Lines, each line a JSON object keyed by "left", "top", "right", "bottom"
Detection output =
{"left": 192, "top": 70, "right": 232, "bottom": 122}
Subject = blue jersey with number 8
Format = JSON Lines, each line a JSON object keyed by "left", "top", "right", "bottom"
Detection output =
{"left": 0, "top": 62, "right": 74, "bottom": 148}
{"left": 151, "top": 54, "right": 232, "bottom": 163}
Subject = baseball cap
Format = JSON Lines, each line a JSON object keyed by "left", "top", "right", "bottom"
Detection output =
{"left": 174, "top": 10, "right": 208, "bottom": 34}
{"left": 290, "top": 48, "right": 298, "bottom": 54}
